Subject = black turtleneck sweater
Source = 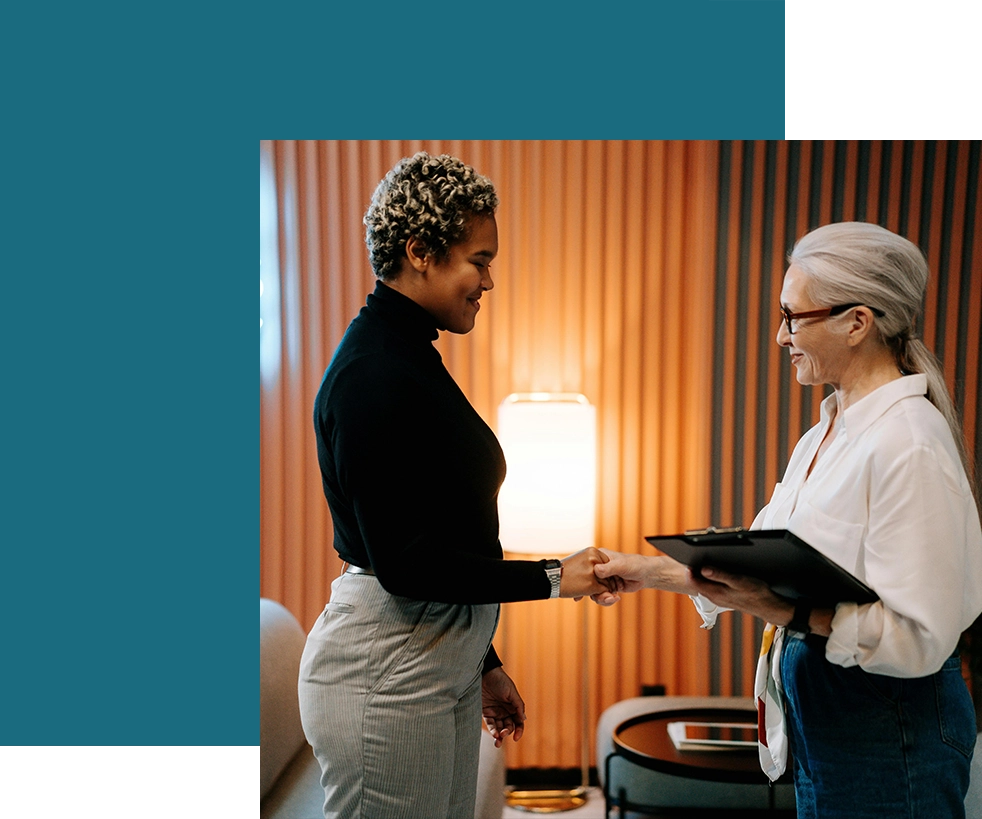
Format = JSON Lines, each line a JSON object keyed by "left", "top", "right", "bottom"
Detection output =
{"left": 314, "top": 282, "right": 552, "bottom": 626}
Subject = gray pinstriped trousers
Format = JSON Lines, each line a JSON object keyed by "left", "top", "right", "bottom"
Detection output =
{"left": 298, "top": 571, "right": 500, "bottom": 818}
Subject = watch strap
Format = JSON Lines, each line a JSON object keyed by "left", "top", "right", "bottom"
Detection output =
{"left": 787, "top": 599, "right": 812, "bottom": 634}
{"left": 543, "top": 559, "right": 563, "bottom": 599}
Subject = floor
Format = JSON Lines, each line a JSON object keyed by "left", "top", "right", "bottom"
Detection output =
{"left": 501, "top": 785, "right": 796, "bottom": 818}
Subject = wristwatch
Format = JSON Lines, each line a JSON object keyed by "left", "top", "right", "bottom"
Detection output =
{"left": 544, "top": 559, "right": 563, "bottom": 599}
{"left": 787, "top": 599, "right": 812, "bottom": 635}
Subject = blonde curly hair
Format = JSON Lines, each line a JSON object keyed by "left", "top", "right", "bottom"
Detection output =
{"left": 364, "top": 152, "right": 499, "bottom": 281}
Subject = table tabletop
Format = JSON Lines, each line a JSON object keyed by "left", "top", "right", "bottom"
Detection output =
{"left": 612, "top": 706, "right": 777, "bottom": 785}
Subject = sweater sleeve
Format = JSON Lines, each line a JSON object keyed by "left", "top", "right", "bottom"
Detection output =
{"left": 482, "top": 644, "right": 503, "bottom": 675}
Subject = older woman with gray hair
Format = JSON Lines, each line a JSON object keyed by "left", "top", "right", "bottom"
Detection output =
{"left": 299, "top": 152, "right": 615, "bottom": 819}
{"left": 598, "top": 222, "right": 982, "bottom": 818}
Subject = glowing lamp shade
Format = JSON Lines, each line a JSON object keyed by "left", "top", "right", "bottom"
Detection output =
{"left": 497, "top": 393, "right": 597, "bottom": 555}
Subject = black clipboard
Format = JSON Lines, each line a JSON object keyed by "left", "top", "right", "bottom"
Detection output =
{"left": 645, "top": 527, "right": 878, "bottom": 604}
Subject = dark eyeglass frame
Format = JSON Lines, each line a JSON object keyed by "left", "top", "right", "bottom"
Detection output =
{"left": 779, "top": 302, "right": 884, "bottom": 335}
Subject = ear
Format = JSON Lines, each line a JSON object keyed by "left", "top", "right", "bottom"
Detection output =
{"left": 404, "top": 235, "right": 430, "bottom": 273}
{"left": 845, "top": 307, "right": 877, "bottom": 347}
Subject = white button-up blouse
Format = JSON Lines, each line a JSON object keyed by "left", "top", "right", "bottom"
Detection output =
{"left": 697, "top": 373, "right": 982, "bottom": 678}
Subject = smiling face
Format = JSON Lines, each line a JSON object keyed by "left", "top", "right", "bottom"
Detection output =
{"left": 406, "top": 214, "right": 498, "bottom": 335}
{"left": 777, "top": 264, "right": 848, "bottom": 388}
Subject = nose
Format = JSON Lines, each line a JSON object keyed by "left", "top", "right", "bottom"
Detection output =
{"left": 482, "top": 271, "right": 494, "bottom": 292}
{"left": 776, "top": 320, "right": 792, "bottom": 347}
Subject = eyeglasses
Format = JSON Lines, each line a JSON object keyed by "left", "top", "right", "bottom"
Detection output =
{"left": 779, "top": 303, "right": 884, "bottom": 335}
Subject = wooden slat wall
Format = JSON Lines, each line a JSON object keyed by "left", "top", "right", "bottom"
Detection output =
{"left": 709, "top": 140, "right": 982, "bottom": 697}
{"left": 259, "top": 139, "right": 981, "bottom": 771}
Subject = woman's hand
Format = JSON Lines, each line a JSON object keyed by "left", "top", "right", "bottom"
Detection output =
{"left": 688, "top": 566, "right": 794, "bottom": 625}
{"left": 559, "top": 547, "right": 618, "bottom": 601}
{"left": 481, "top": 666, "right": 526, "bottom": 747}
{"left": 594, "top": 551, "right": 694, "bottom": 595}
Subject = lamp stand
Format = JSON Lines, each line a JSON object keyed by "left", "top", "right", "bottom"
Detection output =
{"left": 504, "top": 602, "right": 591, "bottom": 813}
{"left": 497, "top": 394, "right": 597, "bottom": 813}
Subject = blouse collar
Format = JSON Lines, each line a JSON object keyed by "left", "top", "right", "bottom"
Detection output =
{"left": 821, "top": 373, "right": 928, "bottom": 438}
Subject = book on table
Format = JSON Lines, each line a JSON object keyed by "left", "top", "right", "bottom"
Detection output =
{"left": 667, "top": 720, "right": 759, "bottom": 752}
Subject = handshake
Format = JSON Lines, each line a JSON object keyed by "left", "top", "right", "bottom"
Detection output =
{"left": 558, "top": 547, "right": 789, "bottom": 630}
{"left": 557, "top": 546, "right": 700, "bottom": 606}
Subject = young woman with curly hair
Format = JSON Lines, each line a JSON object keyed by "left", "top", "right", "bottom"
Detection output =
{"left": 298, "top": 153, "right": 615, "bottom": 819}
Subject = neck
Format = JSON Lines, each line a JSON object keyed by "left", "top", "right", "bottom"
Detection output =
{"left": 382, "top": 273, "right": 416, "bottom": 301}
{"left": 832, "top": 346, "right": 903, "bottom": 414}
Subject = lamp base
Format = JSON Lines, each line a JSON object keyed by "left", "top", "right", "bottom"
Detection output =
{"left": 504, "top": 785, "right": 588, "bottom": 813}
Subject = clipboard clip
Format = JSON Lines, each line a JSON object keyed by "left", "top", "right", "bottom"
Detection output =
{"left": 683, "top": 526, "right": 746, "bottom": 536}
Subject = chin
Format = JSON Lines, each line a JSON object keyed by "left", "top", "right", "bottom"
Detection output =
{"left": 792, "top": 365, "right": 812, "bottom": 385}
{"left": 795, "top": 370, "right": 824, "bottom": 388}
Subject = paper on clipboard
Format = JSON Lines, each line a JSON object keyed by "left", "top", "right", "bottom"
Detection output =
{"left": 646, "top": 527, "right": 878, "bottom": 604}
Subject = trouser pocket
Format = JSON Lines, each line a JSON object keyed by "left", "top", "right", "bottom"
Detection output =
{"left": 936, "top": 655, "right": 976, "bottom": 757}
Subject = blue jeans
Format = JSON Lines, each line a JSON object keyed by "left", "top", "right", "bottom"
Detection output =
{"left": 781, "top": 633, "right": 975, "bottom": 818}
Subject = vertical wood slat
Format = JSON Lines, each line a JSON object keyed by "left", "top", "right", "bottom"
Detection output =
{"left": 709, "top": 140, "right": 982, "bottom": 697}
{"left": 260, "top": 140, "right": 981, "bottom": 771}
